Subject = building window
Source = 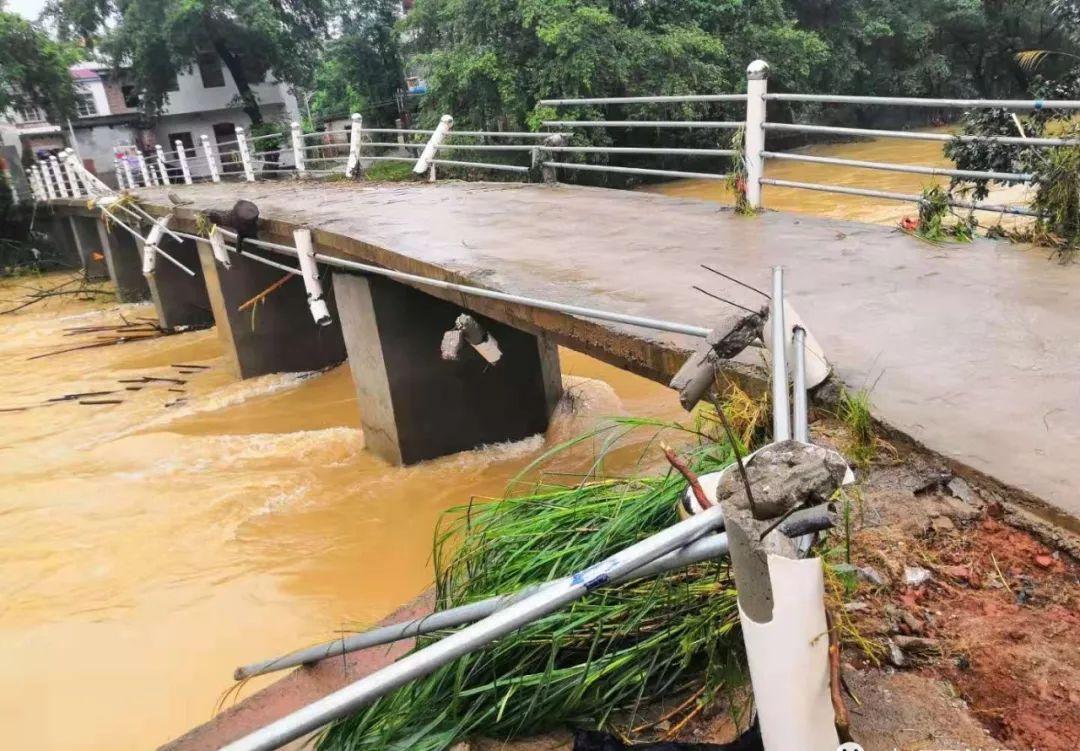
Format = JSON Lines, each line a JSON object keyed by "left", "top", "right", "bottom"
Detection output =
{"left": 168, "top": 132, "right": 195, "bottom": 158}
{"left": 16, "top": 105, "right": 45, "bottom": 122}
{"left": 75, "top": 91, "right": 98, "bottom": 117}
{"left": 197, "top": 50, "right": 226, "bottom": 89}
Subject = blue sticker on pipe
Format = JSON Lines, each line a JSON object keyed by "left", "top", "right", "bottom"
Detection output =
{"left": 1035, "top": 100, "right": 1044, "bottom": 110}
{"left": 571, "top": 559, "right": 620, "bottom": 590}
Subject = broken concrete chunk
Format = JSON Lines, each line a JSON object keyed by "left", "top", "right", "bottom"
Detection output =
{"left": 668, "top": 312, "right": 766, "bottom": 410}
{"left": 946, "top": 476, "right": 975, "bottom": 505}
{"left": 857, "top": 565, "right": 887, "bottom": 587}
{"left": 440, "top": 329, "right": 465, "bottom": 361}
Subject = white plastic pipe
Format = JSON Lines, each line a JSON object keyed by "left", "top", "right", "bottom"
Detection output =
{"left": 292, "top": 228, "right": 332, "bottom": 325}
{"left": 201, "top": 135, "right": 221, "bottom": 183}
{"left": 136, "top": 153, "right": 151, "bottom": 187}
{"left": 744, "top": 59, "right": 769, "bottom": 210}
{"left": 236, "top": 126, "right": 255, "bottom": 182}
{"left": 50, "top": 156, "right": 69, "bottom": 198}
{"left": 175, "top": 140, "right": 192, "bottom": 185}
{"left": 739, "top": 555, "right": 839, "bottom": 751}
{"left": 155, "top": 144, "right": 171, "bottom": 185}
{"left": 291, "top": 122, "right": 306, "bottom": 174}
{"left": 413, "top": 114, "right": 453, "bottom": 175}
{"left": 141, "top": 215, "right": 172, "bottom": 274}
{"left": 345, "top": 113, "right": 363, "bottom": 177}
{"left": 208, "top": 225, "right": 232, "bottom": 268}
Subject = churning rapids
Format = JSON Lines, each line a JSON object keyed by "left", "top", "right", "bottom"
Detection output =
{"left": 0, "top": 130, "right": 1029, "bottom": 750}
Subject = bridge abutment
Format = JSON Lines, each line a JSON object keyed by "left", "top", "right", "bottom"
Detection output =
{"left": 96, "top": 220, "right": 150, "bottom": 302}
{"left": 332, "top": 272, "right": 562, "bottom": 466}
{"left": 196, "top": 243, "right": 347, "bottom": 379}
{"left": 68, "top": 216, "right": 110, "bottom": 279}
{"left": 145, "top": 235, "right": 214, "bottom": 331}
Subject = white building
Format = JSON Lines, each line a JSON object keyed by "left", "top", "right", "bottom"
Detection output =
{"left": 2, "top": 57, "right": 302, "bottom": 186}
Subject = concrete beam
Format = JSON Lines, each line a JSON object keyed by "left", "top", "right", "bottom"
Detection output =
{"left": 145, "top": 234, "right": 214, "bottom": 331}
{"left": 196, "top": 243, "right": 347, "bottom": 379}
{"left": 96, "top": 219, "right": 150, "bottom": 302}
{"left": 333, "top": 272, "right": 562, "bottom": 465}
{"left": 68, "top": 215, "right": 110, "bottom": 279}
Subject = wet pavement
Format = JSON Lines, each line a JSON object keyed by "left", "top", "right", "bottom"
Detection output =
{"left": 114, "top": 181, "right": 1078, "bottom": 521}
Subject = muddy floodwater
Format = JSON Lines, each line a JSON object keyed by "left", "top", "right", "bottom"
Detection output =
{"left": 0, "top": 132, "right": 1022, "bottom": 750}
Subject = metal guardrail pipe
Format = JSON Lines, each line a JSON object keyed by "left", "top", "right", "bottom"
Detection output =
{"left": 539, "top": 94, "right": 747, "bottom": 106}
{"left": 209, "top": 228, "right": 712, "bottom": 338}
{"left": 547, "top": 146, "right": 737, "bottom": 156}
{"left": 220, "top": 503, "right": 730, "bottom": 751}
{"left": 759, "top": 178, "right": 1040, "bottom": 217}
{"left": 543, "top": 120, "right": 741, "bottom": 129}
{"left": 234, "top": 504, "right": 836, "bottom": 682}
{"left": 763, "top": 93, "right": 1080, "bottom": 109}
{"left": 761, "top": 151, "right": 1033, "bottom": 182}
{"left": 430, "top": 159, "right": 530, "bottom": 173}
{"left": 763, "top": 122, "right": 1080, "bottom": 147}
{"left": 770, "top": 266, "right": 791, "bottom": 442}
{"left": 792, "top": 326, "right": 809, "bottom": 444}
{"left": 543, "top": 162, "right": 728, "bottom": 181}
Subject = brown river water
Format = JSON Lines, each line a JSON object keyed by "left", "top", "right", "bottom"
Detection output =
{"left": 0, "top": 133, "right": 1024, "bottom": 750}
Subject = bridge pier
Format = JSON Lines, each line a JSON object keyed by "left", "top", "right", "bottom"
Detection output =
{"left": 332, "top": 272, "right": 562, "bottom": 466}
{"left": 42, "top": 214, "right": 82, "bottom": 269}
{"left": 96, "top": 219, "right": 150, "bottom": 302}
{"left": 196, "top": 243, "right": 347, "bottom": 379}
{"left": 68, "top": 216, "right": 110, "bottom": 279}
{"left": 145, "top": 234, "right": 214, "bottom": 331}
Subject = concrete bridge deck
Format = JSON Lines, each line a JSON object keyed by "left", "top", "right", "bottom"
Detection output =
{"left": 54, "top": 180, "right": 1080, "bottom": 522}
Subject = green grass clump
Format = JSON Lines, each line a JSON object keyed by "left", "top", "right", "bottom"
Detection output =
{"left": 913, "top": 185, "right": 975, "bottom": 243}
{"left": 316, "top": 424, "right": 745, "bottom": 751}
{"left": 838, "top": 388, "right": 875, "bottom": 468}
{"left": 363, "top": 161, "right": 415, "bottom": 182}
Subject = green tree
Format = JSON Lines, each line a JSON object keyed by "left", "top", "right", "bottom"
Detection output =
{"left": 0, "top": 2, "right": 79, "bottom": 121}
{"left": 47, "top": 0, "right": 332, "bottom": 125}
{"left": 309, "top": 0, "right": 405, "bottom": 125}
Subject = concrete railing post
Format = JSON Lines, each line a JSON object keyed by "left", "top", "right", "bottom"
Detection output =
{"left": 236, "top": 126, "right": 255, "bottom": 182}
{"left": 50, "top": 156, "right": 69, "bottom": 198}
{"left": 176, "top": 140, "right": 193, "bottom": 185}
{"left": 114, "top": 159, "right": 126, "bottom": 189}
{"left": 533, "top": 134, "right": 566, "bottom": 183}
{"left": 155, "top": 144, "right": 172, "bottom": 185}
{"left": 136, "top": 152, "right": 151, "bottom": 187}
{"left": 29, "top": 166, "right": 45, "bottom": 201}
{"left": 201, "top": 135, "right": 221, "bottom": 183}
{"left": 62, "top": 151, "right": 83, "bottom": 197}
{"left": 744, "top": 59, "right": 769, "bottom": 210}
{"left": 414, "top": 114, "right": 453, "bottom": 177}
{"left": 345, "top": 113, "right": 363, "bottom": 177}
{"left": 293, "top": 227, "right": 332, "bottom": 325}
{"left": 395, "top": 118, "right": 405, "bottom": 145}
{"left": 121, "top": 154, "right": 135, "bottom": 189}
{"left": 291, "top": 122, "right": 306, "bottom": 175}
{"left": 39, "top": 161, "right": 57, "bottom": 199}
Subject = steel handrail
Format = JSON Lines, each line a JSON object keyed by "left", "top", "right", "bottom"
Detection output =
{"left": 761, "top": 151, "right": 1032, "bottom": 182}
{"left": 764, "top": 122, "right": 1080, "bottom": 147}
{"left": 544, "top": 162, "right": 728, "bottom": 181}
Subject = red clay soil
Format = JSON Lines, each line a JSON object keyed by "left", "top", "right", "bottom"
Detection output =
{"left": 849, "top": 510, "right": 1080, "bottom": 751}
{"left": 920, "top": 518, "right": 1080, "bottom": 751}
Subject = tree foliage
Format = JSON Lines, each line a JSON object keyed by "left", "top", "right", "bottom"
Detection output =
{"left": 0, "top": 2, "right": 79, "bottom": 121}
{"left": 309, "top": 0, "right": 405, "bottom": 125}
{"left": 47, "top": 0, "right": 332, "bottom": 124}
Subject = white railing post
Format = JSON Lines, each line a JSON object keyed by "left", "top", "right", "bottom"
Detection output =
{"left": 29, "top": 166, "right": 45, "bottom": 201}
{"left": 155, "top": 144, "right": 171, "bottom": 185}
{"left": 62, "top": 150, "right": 83, "bottom": 197}
{"left": 121, "top": 154, "right": 135, "bottom": 189}
{"left": 201, "top": 135, "right": 221, "bottom": 183}
{"left": 136, "top": 152, "right": 151, "bottom": 187}
{"left": 50, "top": 156, "right": 69, "bottom": 198}
{"left": 291, "top": 122, "right": 306, "bottom": 175}
{"left": 236, "top": 126, "right": 255, "bottom": 182}
{"left": 413, "top": 114, "right": 453, "bottom": 176}
{"left": 175, "top": 140, "right": 192, "bottom": 185}
{"left": 149, "top": 161, "right": 161, "bottom": 186}
{"left": 39, "top": 161, "right": 57, "bottom": 199}
{"left": 744, "top": 59, "right": 769, "bottom": 210}
{"left": 114, "top": 159, "right": 126, "bottom": 189}
{"left": 293, "top": 227, "right": 333, "bottom": 325}
{"left": 345, "top": 113, "right": 363, "bottom": 177}
{"left": 141, "top": 215, "right": 172, "bottom": 275}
